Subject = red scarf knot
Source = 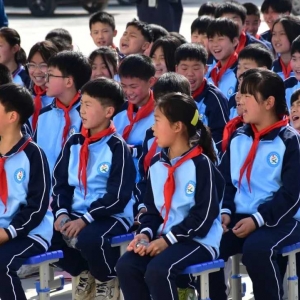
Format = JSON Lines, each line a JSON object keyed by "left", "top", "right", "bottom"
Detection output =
{"left": 222, "top": 116, "right": 244, "bottom": 152}
{"left": 279, "top": 58, "right": 292, "bottom": 80}
{"left": 192, "top": 79, "right": 207, "bottom": 99}
{"left": 236, "top": 31, "right": 247, "bottom": 54}
{"left": 143, "top": 136, "right": 157, "bottom": 173}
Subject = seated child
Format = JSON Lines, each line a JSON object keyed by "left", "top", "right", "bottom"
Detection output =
{"left": 0, "top": 83, "right": 53, "bottom": 300}
{"left": 45, "top": 28, "right": 73, "bottom": 52}
{"left": 35, "top": 51, "right": 91, "bottom": 175}
{"left": 198, "top": 2, "right": 217, "bottom": 17}
{"left": 119, "top": 19, "right": 153, "bottom": 56}
{"left": 0, "top": 63, "right": 12, "bottom": 85}
{"left": 116, "top": 92, "right": 225, "bottom": 300}
{"left": 176, "top": 43, "right": 229, "bottom": 152}
{"left": 290, "top": 89, "right": 300, "bottom": 133}
{"left": 51, "top": 77, "right": 136, "bottom": 300}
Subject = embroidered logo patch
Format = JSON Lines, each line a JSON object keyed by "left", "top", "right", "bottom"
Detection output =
{"left": 69, "top": 126, "right": 77, "bottom": 136}
{"left": 14, "top": 168, "right": 26, "bottom": 183}
{"left": 267, "top": 152, "right": 280, "bottom": 167}
{"left": 98, "top": 162, "right": 111, "bottom": 174}
{"left": 185, "top": 181, "right": 196, "bottom": 197}
{"left": 227, "top": 86, "right": 234, "bottom": 97}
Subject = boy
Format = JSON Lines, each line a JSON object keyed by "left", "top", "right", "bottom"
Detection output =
{"left": 119, "top": 19, "right": 153, "bottom": 56}
{"left": 260, "top": 0, "right": 292, "bottom": 42}
{"left": 0, "top": 83, "right": 53, "bottom": 300}
{"left": 35, "top": 51, "right": 91, "bottom": 175}
{"left": 51, "top": 78, "right": 136, "bottom": 300}
{"left": 198, "top": 2, "right": 217, "bottom": 17}
{"left": 243, "top": 3, "right": 261, "bottom": 39}
{"left": 45, "top": 28, "right": 73, "bottom": 52}
{"left": 0, "top": 63, "right": 12, "bottom": 85}
{"left": 176, "top": 43, "right": 229, "bottom": 152}
{"left": 207, "top": 18, "right": 239, "bottom": 99}
{"left": 89, "top": 11, "right": 117, "bottom": 48}
{"left": 285, "top": 36, "right": 300, "bottom": 110}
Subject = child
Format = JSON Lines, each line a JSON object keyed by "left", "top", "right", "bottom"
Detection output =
{"left": 0, "top": 28, "right": 30, "bottom": 88}
{"left": 207, "top": 18, "right": 239, "bottom": 99}
{"left": 35, "top": 51, "right": 91, "bottom": 175}
{"left": 51, "top": 77, "right": 136, "bottom": 300}
{"left": 150, "top": 36, "right": 183, "bottom": 79}
{"left": 198, "top": 2, "right": 217, "bottom": 17}
{"left": 89, "top": 46, "right": 118, "bottom": 80}
{"left": 290, "top": 89, "right": 300, "bottom": 132}
{"left": 89, "top": 11, "right": 117, "bottom": 48}
{"left": 0, "top": 63, "right": 12, "bottom": 85}
{"left": 175, "top": 43, "right": 229, "bottom": 152}
{"left": 260, "top": 0, "right": 292, "bottom": 43}
{"left": 209, "top": 69, "right": 300, "bottom": 300}
{"left": 243, "top": 3, "right": 262, "bottom": 40}
{"left": 45, "top": 28, "right": 73, "bottom": 52}
{"left": 0, "top": 83, "right": 53, "bottom": 300}
{"left": 27, "top": 41, "right": 59, "bottom": 133}
{"left": 271, "top": 16, "right": 300, "bottom": 80}
{"left": 119, "top": 19, "right": 153, "bottom": 56}
{"left": 116, "top": 92, "right": 225, "bottom": 300}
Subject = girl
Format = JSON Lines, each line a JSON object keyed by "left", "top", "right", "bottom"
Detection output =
{"left": 116, "top": 92, "right": 225, "bottom": 300}
{"left": 209, "top": 69, "right": 300, "bottom": 300}
{"left": 89, "top": 46, "right": 118, "bottom": 80}
{"left": 27, "top": 41, "right": 59, "bottom": 133}
{"left": 150, "top": 36, "right": 183, "bottom": 78}
{"left": 0, "top": 27, "right": 30, "bottom": 88}
{"left": 271, "top": 16, "right": 300, "bottom": 80}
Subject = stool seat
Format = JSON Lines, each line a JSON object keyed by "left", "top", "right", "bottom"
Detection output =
{"left": 182, "top": 259, "right": 225, "bottom": 274}
{"left": 280, "top": 242, "right": 300, "bottom": 255}
{"left": 23, "top": 250, "right": 63, "bottom": 265}
{"left": 110, "top": 233, "right": 134, "bottom": 245}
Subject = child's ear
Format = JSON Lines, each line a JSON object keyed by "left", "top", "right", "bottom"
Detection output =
{"left": 265, "top": 95, "right": 276, "bottom": 111}
{"left": 113, "top": 30, "right": 117, "bottom": 37}
{"left": 9, "top": 111, "right": 18, "bottom": 124}
{"left": 66, "top": 76, "right": 74, "bottom": 88}
{"left": 172, "top": 121, "right": 183, "bottom": 133}
{"left": 105, "top": 106, "right": 115, "bottom": 119}
{"left": 142, "top": 42, "right": 150, "bottom": 51}
{"left": 12, "top": 44, "right": 20, "bottom": 55}
{"left": 149, "top": 76, "right": 157, "bottom": 88}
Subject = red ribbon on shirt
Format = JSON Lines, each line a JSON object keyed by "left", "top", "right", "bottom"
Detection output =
{"left": 32, "top": 85, "right": 45, "bottom": 132}
{"left": 222, "top": 116, "right": 243, "bottom": 152}
{"left": 78, "top": 122, "right": 116, "bottom": 197}
{"left": 143, "top": 137, "right": 157, "bottom": 173}
{"left": 238, "top": 116, "right": 289, "bottom": 192}
{"left": 192, "top": 79, "right": 207, "bottom": 99}
{"left": 55, "top": 92, "right": 80, "bottom": 146}
{"left": 279, "top": 58, "right": 292, "bottom": 80}
{"left": 122, "top": 91, "right": 154, "bottom": 141}
{"left": 236, "top": 32, "right": 247, "bottom": 54}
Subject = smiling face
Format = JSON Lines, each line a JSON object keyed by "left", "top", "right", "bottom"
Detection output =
{"left": 245, "top": 14, "right": 261, "bottom": 37}
{"left": 151, "top": 46, "right": 168, "bottom": 78}
{"left": 91, "top": 55, "right": 115, "bottom": 79}
{"left": 271, "top": 22, "right": 290, "bottom": 55}
{"left": 90, "top": 22, "right": 117, "bottom": 47}
{"left": 290, "top": 98, "right": 300, "bottom": 131}
{"left": 191, "top": 32, "right": 209, "bottom": 51}
{"left": 0, "top": 36, "right": 17, "bottom": 66}
{"left": 291, "top": 51, "right": 300, "bottom": 81}
{"left": 28, "top": 52, "right": 48, "bottom": 88}
{"left": 263, "top": 7, "right": 283, "bottom": 30}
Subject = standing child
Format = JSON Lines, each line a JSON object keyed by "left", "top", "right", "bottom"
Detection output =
{"left": 271, "top": 16, "right": 300, "bottom": 80}
{"left": 51, "top": 78, "right": 136, "bottom": 300}
{"left": 35, "top": 51, "right": 91, "bottom": 175}
{"left": 45, "top": 28, "right": 73, "bottom": 52}
{"left": 0, "top": 83, "right": 53, "bottom": 300}
{"left": 0, "top": 28, "right": 30, "bottom": 88}
{"left": 243, "top": 3, "right": 261, "bottom": 39}
{"left": 209, "top": 69, "right": 300, "bottom": 300}
{"left": 116, "top": 92, "right": 225, "bottom": 300}
{"left": 198, "top": 2, "right": 217, "bottom": 17}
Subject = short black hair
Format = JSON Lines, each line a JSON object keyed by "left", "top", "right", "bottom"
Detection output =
{"left": 215, "top": 2, "right": 247, "bottom": 24}
{"left": 118, "top": 54, "right": 155, "bottom": 80}
{"left": 291, "top": 89, "right": 300, "bottom": 107}
{"left": 150, "top": 36, "right": 182, "bottom": 72}
{"left": 207, "top": 17, "right": 239, "bottom": 41}
{"left": 148, "top": 24, "right": 169, "bottom": 42}
{"left": 48, "top": 51, "right": 91, "bottom": 91}
{"left": 0, "top": 64, "right": 12, "bottom": 85}
{"left": 169, "top": 32, "right": 187, "bottom": 44}
{"left": 191, "top": 16, "right": 213, "bottom": 35}
{"left": 198, "top": 2, "right": 218, "bottom": 17}
{"left": 28, "top": 41, "right": 59, "bottom": 64}
{"left": 153, "top": 72, "right": 191, "bottom": 100}
{"left": 243, "top": 3, "right": 260, "bottom": 17}
{"left": 81, "top": 78, "right": 124, "bottom": 117}
{"left": 261, "top": 0, "right": 292, "bottom": 14}
{"left": 89, "top": 11, "right": 115, "bottom": 31}
{"left": 126, "top": 19, "right": 153, "bottom": 43}
{"left": 291, "top": 35, "right": 300, "bottom": 55}
{"left": 238, "top": 44, "right": 274, "bottom": 70}
{"left": 175, "top": 43, "right": 207, "bottom": 66}
{"left": 45, "top": 28, "right": 72, "bottom": 45}
{"left": 0, "top": 83, "right": 34, "bottom": 125}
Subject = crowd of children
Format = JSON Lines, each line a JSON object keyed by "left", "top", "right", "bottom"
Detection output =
{"left": 0, "top": 0, "right": 300, "bottom": 300}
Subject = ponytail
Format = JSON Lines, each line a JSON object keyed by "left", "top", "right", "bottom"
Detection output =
{"left": 15, "top": 47, "right": 27, "bottom": 65}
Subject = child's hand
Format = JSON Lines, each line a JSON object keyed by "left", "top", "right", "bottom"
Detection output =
{"left": 146, "top": 238, "right": 168, "bottom": 257}
{"left": 221, "top": 214, "right": 231, "bottom": 234}
{"left": 54, "top": 214, "right": 69, "bottom": 231}
{"left": 127, "top": 233, "right": 149, "bottom": 256}
{"left": 61, "top": 219, "right": 86, "bottom": 238}
{"left": 0, "top": 228, "right": 9, "bottom": 245}
{"left": 233, "top": 217, "right": 256, "bottom": 238}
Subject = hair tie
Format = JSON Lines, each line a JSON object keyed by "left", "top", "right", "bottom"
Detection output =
{"left": 191, "top": 110, "right": 199, "bottom": 126}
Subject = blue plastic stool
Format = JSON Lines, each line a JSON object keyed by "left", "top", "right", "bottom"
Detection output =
{"left": 23, "top": 250, "right": 63, "bottom": 300}
{"left": 181, "top": 259, "right": 225, "bottom": 300}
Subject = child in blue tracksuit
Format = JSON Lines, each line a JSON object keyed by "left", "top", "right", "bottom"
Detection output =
{"left": 0, "top": 83, "right": 53, "bottom": 300}
{"left": 51, "top": 78, "right": 136, "bottom": 300}
{"left": 209, "top": 69, "right": 300, "bottom": 300}
{"left": 116, "top": 92, "right": 225, "bottom": 300}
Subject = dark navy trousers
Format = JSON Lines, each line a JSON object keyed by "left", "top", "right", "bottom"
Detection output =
{"left": 116, "top": 240, "right": 212, "bottom": 300}
{"left": 209, "top": 214, "right": 300, "bottom": 300}
{"left": 0, "top": 237, "right": 45, "bottom": 300}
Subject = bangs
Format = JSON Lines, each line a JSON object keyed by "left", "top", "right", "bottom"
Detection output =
{"left": 240, "top": 73, "right": 261, "bottom": 100}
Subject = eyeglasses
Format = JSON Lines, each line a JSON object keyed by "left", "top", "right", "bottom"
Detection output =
{"left": 26, "top": 63, "right": 48, "bottom": 72}
{"left": 45, "top": 73, "right": 69, "bottom": 82}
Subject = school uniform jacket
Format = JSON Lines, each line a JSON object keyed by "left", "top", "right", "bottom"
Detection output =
{"left": 272, "top": 58, "right": 295, "bottom": 81}
{"left": 137, "top": 147, "right": 225, "bottom": 257}
{"left": 13, "top": 65, "right": 30, "bottom": 89}
{"left": 285, "top": 76, "right": 300, "bottom": 110}
{"left": 261, "top": 30, "right": 271, "bottom": 43}
{"left": 219, "top": 124, "right": 300, "bottom": 227}
{"left": 35, "top": 95, "right": 82, "bottom": 175}
{"left": 228, "top": 93, "right": 238, "bottom": 120}
{"left": 245, "top": 32, "right": 272, "bottom": 51}
{"left": 51, "top": 132, "right": 137, "bottom": 231}
{"left": 2, "top": 134, "right": 53, "bottom": 250}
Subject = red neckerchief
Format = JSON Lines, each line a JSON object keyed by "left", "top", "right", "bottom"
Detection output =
{"left": 0, "top": 137, "right": 32, "bottom": 211}
{"left": 78, "top": 122, "right": 116, "bottom": 197}
{"left": 55, "top": 92, "right": 80, "bottom": 146}
{"left": 222, "top": 116, "right": 243, "bottom": 152}
{"left": 160, "top": 146, "right": 203, "bottom": 234}
{"left": 279, "top": 57, "right": 292, "bottom": 79}
{"left": 192, "top": 79, "right": 207, "bottom": 99}
{"left": 122, "top": 91, "right": 154, "bottom": 141}
{"left": 238, "top": 116, "right": 289, "bottom": 191}
{"left": 236, "top": 32, "right": 247, "bottom": 54}
{"left": 255, "top": 34, "right": 261, "bottom": 39}
{"left": 32, "top": 85, "right": 45, "bottom": 132}
{"left": 210, "top": 52, "right": 238, "bottom": 87}
{"left": 143, "top": 137, "right": 157, "bottom": 173}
